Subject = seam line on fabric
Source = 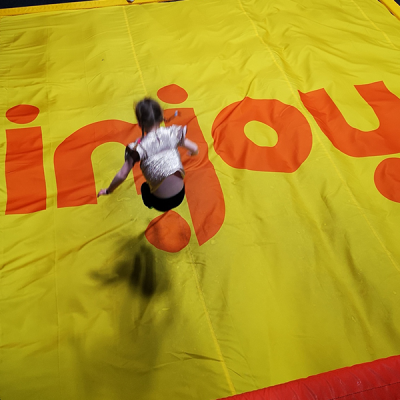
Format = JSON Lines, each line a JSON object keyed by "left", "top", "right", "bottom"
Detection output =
{"left": 0, "top": 13, "right": 3, "bottom": 381}
{"left": 45, "top": 24, "right": 62, "bottom": 394}
{"left": 220, "top": 288, "right": 258, "bottom": 388}
{"left": 350, "top": 0, "right": 397, "bottom": 50}
{"left": 123, "top": 7, "right": 147, "bottom": 96}
{"left": 332, "top": 380, "right": 400, "bottom": 399}
{"left": 305, "top": 121, "right": 400, "bottom": 273}
{"left": 237, "top": 0, "right": 299, "bottom": 102}
{"left": 238, "top": 0, "right": 400, "bottom": 274}
{"left": 186, "top": 240, "right": 236, "bottom": 395}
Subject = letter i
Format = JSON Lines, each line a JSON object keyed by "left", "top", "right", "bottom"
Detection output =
{"left": 5, "top": 105, "right": 46, "bottom": 214}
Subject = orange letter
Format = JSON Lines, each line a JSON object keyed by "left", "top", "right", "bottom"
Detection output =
{"left": 212, "top": 97, "right": 312, "bottom": 172}
{"left": 5, "top": 105, "right": 46, "bottom": 214}
{"left": 137, "top": 84, "right": 226, "bottom": 251}
{"left": 299, "top": 81, "right": 400, "bottom": 157}
{"left": 54, "top": 120, "right": 139, "bottom": 208}
{"left": 374, "top": 158, "right": 400, "bottom": 203}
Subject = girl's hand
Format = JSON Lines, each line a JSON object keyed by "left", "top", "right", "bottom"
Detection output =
{"left": 183, "top": 138, "right": 198, "bottom": 156}
{"left": 97, "top": 189, "right": 108, "bottom": 197}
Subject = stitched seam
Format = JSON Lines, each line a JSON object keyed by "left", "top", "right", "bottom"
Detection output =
{"left": 123, "top": 7, "right": 147, "bottom": 96}
{"left": 331, "top": 380, "right": 400, "bottom": 400}
{"left": 186, "top": 238, "right": 236, "bottom": 395}
{"left": 237, "top": 0, "right": 299, "bottom": 102}
{"left": 44, "top": 25, "right": 62, "bottom": 394}
{"left": 350, "top": 0, "right": 397, "bottom": 50}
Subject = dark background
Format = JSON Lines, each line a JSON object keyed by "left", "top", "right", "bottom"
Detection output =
{"left": 0, "top": 0, "right": 92, "bottom": 8}
{"left": 0, "top": 0, "right": 399, "bottom": 10}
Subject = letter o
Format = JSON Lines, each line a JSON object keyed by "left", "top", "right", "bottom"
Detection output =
{"left": 212, "top": 98, "right": 312, "bottom": 172}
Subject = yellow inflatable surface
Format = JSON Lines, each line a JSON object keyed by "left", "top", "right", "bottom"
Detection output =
{"left": 1, "top": 1, "right": 400, "bottom": 399}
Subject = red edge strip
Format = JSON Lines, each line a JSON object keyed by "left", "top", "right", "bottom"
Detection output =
{"left": 218, "top": 355, "right": 400, "bottom": 400}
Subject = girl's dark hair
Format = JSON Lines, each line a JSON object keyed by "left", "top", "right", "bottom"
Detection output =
{"left": 135, "top": 98, "right": 163, "bottom": 137}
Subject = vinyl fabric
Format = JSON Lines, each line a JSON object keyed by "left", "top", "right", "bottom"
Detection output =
{"left": 1, "top": 1, "right": 400, "bottom": 400}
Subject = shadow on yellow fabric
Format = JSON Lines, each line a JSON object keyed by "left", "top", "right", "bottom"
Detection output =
{"left": 1, "top": 1, "right": 400, "bottom": 400}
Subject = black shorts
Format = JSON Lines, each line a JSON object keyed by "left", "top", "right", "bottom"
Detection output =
{"left": 141, "top": 182, "right": 185, "bottom": 212}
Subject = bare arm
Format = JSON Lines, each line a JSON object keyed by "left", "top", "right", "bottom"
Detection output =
{"left": 97, "top": 152, "right": 137, "bottom": 197}
{"left": 182, "top": 138, "right": 199, "bottom": 156}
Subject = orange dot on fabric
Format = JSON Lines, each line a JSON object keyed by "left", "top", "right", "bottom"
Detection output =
{"left": 145, "top": 211, "right": 191, "bottom": 253}
{"left": 374, "top": 158, "right": 400, "bottom": 203}
{"left": 157, "top": 85, "right": 188, "bottom": 104}
{"left": 6, "top": 105, "right": 40, "bottom": 124}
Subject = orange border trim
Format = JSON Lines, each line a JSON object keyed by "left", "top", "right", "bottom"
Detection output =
{"left": 379, "top": 0, "right": 400, "bottom": 20}
{"left": 0, "top": 0, "right": 177, "bottom": 17}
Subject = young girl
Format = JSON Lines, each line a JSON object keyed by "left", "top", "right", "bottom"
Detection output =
{"left": 97, "top": 98, "right": 198, "bottom": 212}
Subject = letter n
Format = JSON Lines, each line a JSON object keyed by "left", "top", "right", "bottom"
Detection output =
{"left": 54, "top": 120, "right": 139, "bottom": 208}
